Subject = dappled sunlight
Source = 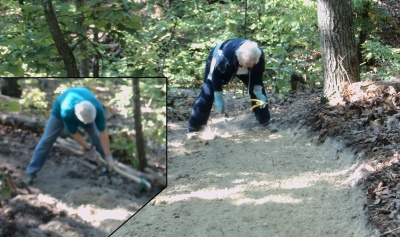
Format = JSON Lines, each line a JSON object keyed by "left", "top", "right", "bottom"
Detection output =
{"left": 168, "top": 140, "right": 184, "bottom": 149}
{"left": 135, "top": 119, "right": 375, "bottom": 236}
{"left": 157, "top": 186, "right": 245, "bottom": 203}
{"left": 94, "top": 86, "right": 110, "bottom": 92}
{"left": 38, "top": 193, "right": 132, "bottom": 228}
{"left": 154, "top": 180, "right": 306, "bottom": 206}
{"left": 155, "top": 161, "right": 359, "bottom": 207}
{"left": 268, "top": 133, "right": 283, "bottom": 140}
{"left": 235, "top": 194, "right": 304, "bottom": 205}
{"left": 76, "top": 205, "right": 131, "bottom": 224}
{"left": 227, "top": 132, "right": 282, "bottom": 144}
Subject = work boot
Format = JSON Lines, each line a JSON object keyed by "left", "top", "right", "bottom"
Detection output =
{"left": 23, "top": 173, "right": 37, "bottom": 185}
{"left": 261, "top": 123, "right": 278, "bottom": 133}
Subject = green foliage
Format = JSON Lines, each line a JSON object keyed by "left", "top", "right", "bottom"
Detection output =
{"left": 156, "top": 0, "right": 323, "bottom": 92}
{"left": 0, "top": 0, "right": 147, "bottom": 76}
{"left": 0, "top": 100, "right": 21, "bottom": 113}
{"left": 362, "top": 38, "right": 400, "bottom": 79}
{"left": 19, "top": 88, "right": 48, "bottom": 116}
{"left": 1, "top": 0, "right": 397, "bottom": 85}
{"left": 106, "top": 78, "right": 166, "bottom": 171}
{"left": 352, "top": 0, "right": 400, "bottom": 81}
{"left": 111, "top": 131, "right": 140, "bottom": 169}
{"left": 108, "top": 79, "right": 166, "bottom": 145}
{"left": 159, "top": 0, "right": 398, "bottom": 91}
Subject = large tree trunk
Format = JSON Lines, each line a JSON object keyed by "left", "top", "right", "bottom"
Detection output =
{"left": 40, "top": 0, "right": 80, "bottom": 77}
{"left": 132, "top": 79, "right": 148, "bottom": 172}
{"left": 318, "top": 0, "right": 360, "bottom": 104}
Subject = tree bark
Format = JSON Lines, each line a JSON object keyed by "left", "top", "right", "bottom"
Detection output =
{"left": 76, "top": 0, "right": 89, "bottom": 77}
{"left": 318, "top": 0, "right": 360, "bottom": 103}
{"left": 92, "top": 4, "right": 101, "bottom": 77}
{"left": 356, "top": 1, "right": 370, "bottom": 65}
{"left": 93, "top": 31, "right": 100, "bottom": 77}
{"left": 132, "top": 79, "right": 148, "bottom": 171}
{"left": 40, "top": 0, "right": 80, "bottom": 77}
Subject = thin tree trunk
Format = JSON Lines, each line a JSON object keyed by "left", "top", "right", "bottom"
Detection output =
{"left": 356, "top": 1, "right": 370, "bottom": 65}
{"left": 76, "top": 0, "right": 89, "bottom": 77}
{"left": 40, "top": 0, "right": 79, "bottom": 77}
{"left": 318, "top": 0, "right": 360, "bottom": 103}
{"left": 93, "top": 31, "right": 100, "bottom": 77}
{"left": 132, "top": 79, "right": 147, "bottom": 171}
{"left": 92, "top": 4, "right": 100, "bottom": 77}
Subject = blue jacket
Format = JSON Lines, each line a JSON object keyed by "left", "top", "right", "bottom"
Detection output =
{"left": 209, "top": 38, "right": 265, "bottom": 91}
{"left": 52, "top": 87, "right": 106, "bottom": 134}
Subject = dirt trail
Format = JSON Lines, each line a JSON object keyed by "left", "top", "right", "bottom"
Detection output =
{"left": 113, "top": 115, "right": 378, "bottom": 237}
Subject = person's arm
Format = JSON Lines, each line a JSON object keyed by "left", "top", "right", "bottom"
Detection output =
{"left": 70, "top": 132, "right": 91, "bottom": 151}
{"left": 99, "top": 130, "right": 111, "bottom": 157}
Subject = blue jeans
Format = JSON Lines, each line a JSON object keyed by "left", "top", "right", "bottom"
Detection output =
{"left": 26, "top": 115, "right": 105, "bottom": 175}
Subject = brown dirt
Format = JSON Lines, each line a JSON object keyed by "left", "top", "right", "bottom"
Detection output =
{"left": 0, "top": 125, "right": 165, "bottom": 237}
{"left": 114, "top": 81, "right": 400, "bottom": 236}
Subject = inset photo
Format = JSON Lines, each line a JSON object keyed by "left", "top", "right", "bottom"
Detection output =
{"left": 0, "top": 78, "right": 166, "bottom": 236}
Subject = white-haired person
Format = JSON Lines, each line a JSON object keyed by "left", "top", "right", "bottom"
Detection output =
{"left": 188, "top": 38, "right": 278, "bottom": 137}
{"left": 24, "top": 87, "right": 114, "bottom": 185}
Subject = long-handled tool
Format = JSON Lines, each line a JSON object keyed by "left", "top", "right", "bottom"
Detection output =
{"left": 55, "top": 137, "right": 152, "bottom": 190}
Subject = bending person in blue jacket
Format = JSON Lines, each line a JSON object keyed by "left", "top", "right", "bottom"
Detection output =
{"left": 188, "top": 38, "right": 278, "bottom": 137}
{"left": 24, "top": 87, "right": 115, "bottom": 185}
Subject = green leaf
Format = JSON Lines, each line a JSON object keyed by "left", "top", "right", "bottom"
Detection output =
{"left": 1, "top": 187, "right": 12, "bottom": 198}
{"left": 7, "top": 64, "right": 24, "bottom": 77}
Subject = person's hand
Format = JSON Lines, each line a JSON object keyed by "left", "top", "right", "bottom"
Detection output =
{"left": 253, "top": 86, "right": 267, "bottom": 109}
{"left": 105, "top": 154, "right": 115, "bottom": 170}
{"left": 214, "top": 91, "right": 225, "bottom": 116}
{"left": 86, "top": 146, "right": 98, "bottom": 161}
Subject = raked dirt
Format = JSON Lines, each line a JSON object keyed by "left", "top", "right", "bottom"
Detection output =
{"left": 112, "top": 115, "right": 377, "bottom": 237}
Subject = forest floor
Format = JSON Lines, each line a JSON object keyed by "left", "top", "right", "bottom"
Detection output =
{"left": 114, "top": 81, "right": 400, "bottom": 237}
{"left": 0, "top": 80, "right": 166, "bottom": 237}
{"left": 0, "top": 126, "right": 165, "bottom": 237}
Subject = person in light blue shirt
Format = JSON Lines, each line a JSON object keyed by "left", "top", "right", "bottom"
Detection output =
{"left": 24, "top": 87, "right": 114, "bottom": 185}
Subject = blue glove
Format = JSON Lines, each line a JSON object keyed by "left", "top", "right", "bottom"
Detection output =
{"left": 214, "top": 91, "right": 225, "bottom": 115}
{"left": 253, "top": 86, "right": 267, "bottom": 109}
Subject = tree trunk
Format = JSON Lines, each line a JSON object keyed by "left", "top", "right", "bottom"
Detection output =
{"left": 132, "top": 79, "right": 148, "bottom": 172}
{"left": 76, "top": 0, "right": 89, "bottom": 77}
{"left": 318, "top": 0, "right": 360, "bottom": 104}
{"left": 40, "top": 0, "right": 80, "bottom": 77}
{"left": 93, "top": 31, "right": 100, "bottom": 77}
{"left": 1, "top": 79, "right": 22, "bottom": 98}
{"left": 356, "top": 1, "right": 370, "bottom": 65}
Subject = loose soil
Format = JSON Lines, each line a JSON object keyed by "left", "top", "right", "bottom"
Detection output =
{"left": 0, "top": 125, "right": 165, "bottom": 237}
{"left": 0, "top": 80, "right": 167, "bottom": 237}
{"left": 112, "top": 87, "right": 396, "bottom": 237}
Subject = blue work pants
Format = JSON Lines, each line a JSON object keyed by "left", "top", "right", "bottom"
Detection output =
{"left": 188, "top": 76, "right": 271, "bottom": 132}
{"left": 26, "top": 115, "right": 105, "bottom": 175}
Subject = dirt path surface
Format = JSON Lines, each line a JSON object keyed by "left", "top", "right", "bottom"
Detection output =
{"left": 113, "top": 114, "right": 377, "bottom": 236}
{"left": 0, "top": 125, "right": 164, "bottom": 237}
